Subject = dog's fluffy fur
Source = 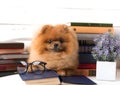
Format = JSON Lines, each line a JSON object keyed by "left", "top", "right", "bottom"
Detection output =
{"left": 27, "top": 24, "right": 79, "bottom": 76}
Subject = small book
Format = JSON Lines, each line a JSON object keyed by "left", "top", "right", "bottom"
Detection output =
{"left": 19, "top": 70, "right": 60, "bottom": 85}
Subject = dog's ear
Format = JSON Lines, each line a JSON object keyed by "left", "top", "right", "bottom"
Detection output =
{"left": 41, "top": 25, "right": 52, "bottom": 34}
{"left": 63, "top": 25, "right": 69, "bottom": 33}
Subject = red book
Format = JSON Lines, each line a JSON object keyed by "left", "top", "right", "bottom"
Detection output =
{"left": 0, "top": 64, "right": 17, "bottom": 71}
{"left": 78, "top": 64, "right": 96, "bottom": 69}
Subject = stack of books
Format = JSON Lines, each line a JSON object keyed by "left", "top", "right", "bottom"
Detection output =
{"left": 69, "top": 22, "right": 114, "bottom": 76}
{"left": 0, "top": 42, "right": 28, "bottom": 71}
{"left": 76, "top": 40, "right": 96, "bottom": 76}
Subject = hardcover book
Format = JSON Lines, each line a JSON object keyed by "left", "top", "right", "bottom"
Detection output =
{"left": 0, "top": 63, "right": 17, "bottom": 71}
{"left": 79, "top": 53, "right": 96, "bottom": 64}
{"left": 70, "top": 22, "right": 113, "bottom": 27}
{"left": 19, "top": 70, "right": 60, "bottom": 85}
{"left": 70, "top": 26, "right": 114, "bottom": 34}
{"left": 0, "top": 52, "right": 28, "bottom": 60}
{"left": 0, "top": 49, "right": 24, "bottom": 54}
{"left": 0, "top": 42, "right": 24, "bottom": 49}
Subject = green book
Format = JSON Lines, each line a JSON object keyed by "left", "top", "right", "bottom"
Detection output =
{"left": 70, "top": 22, "right": 113, "bottom": 27}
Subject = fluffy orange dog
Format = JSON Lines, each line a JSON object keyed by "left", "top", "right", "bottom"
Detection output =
{"left": 28, "top": 24, "right": 79, "bottom": 76}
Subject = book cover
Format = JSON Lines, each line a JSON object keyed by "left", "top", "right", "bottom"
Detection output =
{"left": 0, "top": 42, "right": 24, "bottom": 49}
{"left": 59, "top": 75, "right": 96, "bottom": 85}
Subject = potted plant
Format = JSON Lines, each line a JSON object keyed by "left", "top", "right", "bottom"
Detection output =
{"left": 91, "top": 30, "right": 120, "bottom": 80}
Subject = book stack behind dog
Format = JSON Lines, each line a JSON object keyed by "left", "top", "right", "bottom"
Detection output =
{"left": 0, "top": 42, "right": 28, "bottom": 71}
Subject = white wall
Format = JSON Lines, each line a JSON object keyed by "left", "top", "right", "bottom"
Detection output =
{"left": 0, "top": 0, "right": 120, "bottom": 41}
{"left": 0, "top": 0, "right": 120, "bottom": 25}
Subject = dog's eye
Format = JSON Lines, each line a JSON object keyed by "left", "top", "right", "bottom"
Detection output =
{"left": 59, "top": 39, "right": 64, "bottom": 43}
{"left": 47, "top": 40, "right": 52, "bottom": 44}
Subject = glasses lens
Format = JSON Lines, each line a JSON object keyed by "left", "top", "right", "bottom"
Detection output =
{"left": 17, "top": 61, "right": 27, "bottom": 74}
{"left": 32, "top": 61, "right": 45, "bottom": 74}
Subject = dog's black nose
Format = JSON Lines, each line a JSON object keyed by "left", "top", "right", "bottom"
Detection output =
{"left": 54, "top": 43, "right": 58, "bottom": 47}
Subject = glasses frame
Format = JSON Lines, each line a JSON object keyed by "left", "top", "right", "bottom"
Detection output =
{"left": 17, "top": 60, "right": 47, "bottom": 74}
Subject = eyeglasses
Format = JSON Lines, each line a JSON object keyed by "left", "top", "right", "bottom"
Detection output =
{"left": 17, "top": 61, "right": 47, "bottom": 74}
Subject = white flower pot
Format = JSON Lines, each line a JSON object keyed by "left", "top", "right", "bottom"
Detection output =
{"left": 96, "top": 61, "right": 117, "bottom": 80}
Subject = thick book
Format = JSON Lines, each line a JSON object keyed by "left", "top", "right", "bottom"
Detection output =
{"left": 19, "top": 70, "right": 60, "bottom": 85}
{"left": 70, "top": 26, "right": 114, "bottom": 34}
{"left": 78, "top": 63, "right": 96, "bottom": 69}
{"left": 0, "top": 63, "right": 17, "bottom": 71}
{"left": 70, "top": 22, "right": 113, "bottom": 27}
{"left": 0, "top": 42, "right": 24, "bottom": 49}
{"left": 0, "top": 49, "right": 24, "bottom": 54}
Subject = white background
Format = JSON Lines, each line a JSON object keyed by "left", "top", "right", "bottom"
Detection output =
{"left": 0, "top": 0, "right": 120, "bottom": 41}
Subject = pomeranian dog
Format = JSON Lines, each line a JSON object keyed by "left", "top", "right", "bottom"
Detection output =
{"left": 27, "top": 24, "right": 79, "bottom": 76}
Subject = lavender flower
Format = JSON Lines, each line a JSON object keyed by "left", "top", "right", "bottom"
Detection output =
{"left": 91, "top": 31, "right": 120, "bottom": 62}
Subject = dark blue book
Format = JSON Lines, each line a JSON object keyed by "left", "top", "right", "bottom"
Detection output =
{"left": 59, "top": 75, "right": 96, "bottom": 85}
{"left": 19, "top": 70, "right": 59, "bottom": 81}
{"left": 79, "top": 53, "right": 96, "bottom": 64}
{"left": 19, "top": 70, "right": 60, "bottom": 85}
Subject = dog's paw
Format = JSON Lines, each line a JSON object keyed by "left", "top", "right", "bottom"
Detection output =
{"left": 57, "top": 70, "right": 66, "bottom": 76}
{"left": 57, "top": 69, "right": 76, "bottom": 76}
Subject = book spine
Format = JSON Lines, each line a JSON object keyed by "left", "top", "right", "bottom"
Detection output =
{"left": 0, "top": 49, "right": 24, "bottom": 54}
{"left": 78, "top": 40, "right": 95, "bottom": 54}
{"left": 0, "top": 53, "right": 28, "bottom": 60}
{"left": 79, "top": 54, "right": 96, "bottom": 64}
{"left": 70, "top": 26, "right": 114, "bottom": 34}
{"left": 78, "top": 64, "right": 96, "bottom": 69}
{"left": 0, "top": 64, "right": 17, "bottom": 71}
{"left": 76, "top": 69, "right": 96, "bottom": 76}
{"left": 70, "top": 22, "right": 113, "bottom": 27}
{"left": 0, "top": 43, "right": 24, "bottom": 49}
{"left": 78, "top": 40, "right": 96, "bottom": 64}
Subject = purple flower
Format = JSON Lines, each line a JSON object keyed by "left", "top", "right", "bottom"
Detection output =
{"left": 91, "top": 32, "right": 120, "bottom": 61}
